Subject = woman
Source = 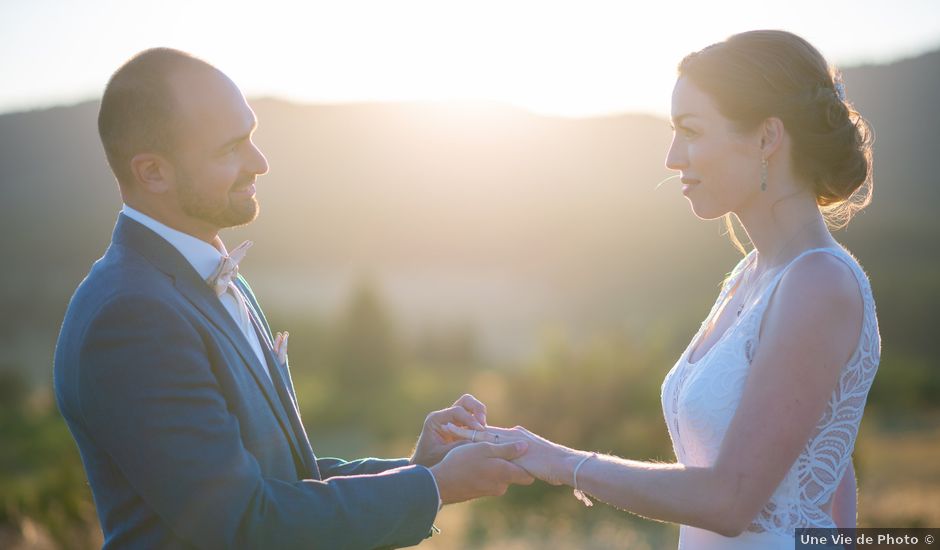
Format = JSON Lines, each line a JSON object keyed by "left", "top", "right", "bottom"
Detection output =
{"left": 446, "top": 30, "right": 880, "bottom": 548}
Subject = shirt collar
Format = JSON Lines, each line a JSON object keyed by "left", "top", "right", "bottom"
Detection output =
{"left": 121, "top": 204, "right": 227, "bottom": 281}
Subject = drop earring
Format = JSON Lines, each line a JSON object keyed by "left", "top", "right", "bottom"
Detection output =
{"left": 760, "top": 158, "right": 768, "bottom": 191}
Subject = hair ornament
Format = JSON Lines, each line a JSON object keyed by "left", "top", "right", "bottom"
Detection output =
{"left": 834, "top": 78, "right": 846, "bottom": 102}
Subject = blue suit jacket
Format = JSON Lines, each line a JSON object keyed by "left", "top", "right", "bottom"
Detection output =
{"left": 54, "top": 215, "right": 438, "bottom": 549}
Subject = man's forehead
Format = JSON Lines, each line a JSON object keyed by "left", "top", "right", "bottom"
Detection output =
{"left": 168, "top": 68, "right": 253, "bottom": 133}
{"left": 170, "top": 67, "right": 241, "bottom": 104}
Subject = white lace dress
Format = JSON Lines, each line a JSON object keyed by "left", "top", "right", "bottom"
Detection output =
{"left": 661, "top": 247, "right": 880, "bottom": 549}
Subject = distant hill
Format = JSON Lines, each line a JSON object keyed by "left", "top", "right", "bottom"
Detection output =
{"left": 840, "top": 49, "right": 940, "bottom": 212}
{"left": 1, "top": 50, "right": 937, "bottom": 373}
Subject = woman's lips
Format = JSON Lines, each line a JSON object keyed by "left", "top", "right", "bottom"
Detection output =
{"left": 681, "top": 178, "right": 700, "bottom": 195}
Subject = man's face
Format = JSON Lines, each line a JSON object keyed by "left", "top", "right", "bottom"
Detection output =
{"left": 167, "top": 68, "right": 268, "bottom": 232}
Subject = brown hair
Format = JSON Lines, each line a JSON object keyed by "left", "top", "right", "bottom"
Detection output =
{"left": 678, "top": 30, "right": 874, "bottom": 250}
{"left": 98, "top": 48, "right": 217, "bottom": 187}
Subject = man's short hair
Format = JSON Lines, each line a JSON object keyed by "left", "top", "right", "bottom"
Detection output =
{"left": 98, "top": 48, "right": 218, "bottom": 187}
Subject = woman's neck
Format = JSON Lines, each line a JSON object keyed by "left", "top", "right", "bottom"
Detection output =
{"left": 736, "top": 192, "right": 834, "bottom": 271}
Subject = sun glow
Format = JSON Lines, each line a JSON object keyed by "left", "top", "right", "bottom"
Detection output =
{"left": 1, "top": 0, "right": 939, "bottom": 117}
{"left": 225, "top": 0, "right": 686, "bottom": 117}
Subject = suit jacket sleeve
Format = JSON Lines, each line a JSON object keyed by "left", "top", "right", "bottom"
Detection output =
{"left": 77, "top": 293, "right": 438, "bottom": 550}
{"left": 317, "top": 457, "right": 413, "bottom": 478}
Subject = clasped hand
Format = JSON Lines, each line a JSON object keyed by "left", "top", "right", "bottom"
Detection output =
{"left": 410, "top": 394, "right": 584, "bottom": 505}
{"left": 410, "top": 394, "right": 535, "bottom": 505}
{"left": 442, "top": 423, "right": 584, "bottom": 487}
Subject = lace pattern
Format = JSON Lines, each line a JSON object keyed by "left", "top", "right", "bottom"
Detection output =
{"left": 661, "top": 247, "right": 881, "bottom": 536}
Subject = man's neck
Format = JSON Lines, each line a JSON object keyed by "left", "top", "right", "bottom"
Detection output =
{"left": 123, "top": 200, "right": 218, "bottom": 244}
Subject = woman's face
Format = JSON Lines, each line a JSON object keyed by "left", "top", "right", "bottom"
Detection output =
{"left": 665, "top": 77, "right": 762, "bottom": 220}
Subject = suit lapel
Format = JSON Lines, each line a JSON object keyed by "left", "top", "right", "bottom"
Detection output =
{"left": 237, "top": 277, "right": 298, "bottom": 407}
{"left": 236, "top": 277, "right": 319, "bottom": 478}
{"left": 112, "top": 215, "right": 308, "bottom": 473}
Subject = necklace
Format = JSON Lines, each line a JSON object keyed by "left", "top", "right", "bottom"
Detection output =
{"left": 733, "top": 219, "right": 823, "bottom": 317}
{"left": 734, "top": 258, "right": 776, "bottom": 317}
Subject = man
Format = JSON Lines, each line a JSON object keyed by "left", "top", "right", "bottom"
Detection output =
{"left": 54, "top": 48, "right": 532, "bottom": 549}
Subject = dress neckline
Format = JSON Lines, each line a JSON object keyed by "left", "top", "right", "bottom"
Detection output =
{"left": 683, "top": 246, "right": 842, "bottom": 367}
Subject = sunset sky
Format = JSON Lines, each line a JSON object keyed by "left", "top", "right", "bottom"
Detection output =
{"left": 2, "top": 0, "right": 939, "bottom": 117}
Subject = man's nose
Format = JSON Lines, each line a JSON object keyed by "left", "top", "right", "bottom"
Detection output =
{"left": 247, "top": 140, "right": 269, "bottom": 175}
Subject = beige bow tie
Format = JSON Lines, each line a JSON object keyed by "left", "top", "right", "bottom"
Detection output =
{"left": 206, "top": 240, "right": 253, "bottom": 296}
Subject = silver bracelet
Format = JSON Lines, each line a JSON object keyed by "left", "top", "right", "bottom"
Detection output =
{"left": 572, "top": 452, "right": 597, "bottom": 507}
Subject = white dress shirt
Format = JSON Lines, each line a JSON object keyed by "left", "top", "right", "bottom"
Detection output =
{"left": 121, "top": 205, "right": 270, "bottom": 380}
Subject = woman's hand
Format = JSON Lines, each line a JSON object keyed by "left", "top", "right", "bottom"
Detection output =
{"left": 442, "top": 423, "right": 586, "bottom": 487}
{"left": 411, "top": 394, "right": 488, "bottom": 468}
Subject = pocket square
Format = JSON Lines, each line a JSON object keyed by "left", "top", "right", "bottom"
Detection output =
{"left": 273, "top": 331, "right": 289, "bottom": 365}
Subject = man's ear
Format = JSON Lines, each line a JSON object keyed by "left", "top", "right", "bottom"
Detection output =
{"left": 129, "top": 153, "right": 175, "bottom": 193}
{"left": 759, "top": 117, "right": 786, "bottom": 160}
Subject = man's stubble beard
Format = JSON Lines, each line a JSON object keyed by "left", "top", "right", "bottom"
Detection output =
{"left": 176, "top": 168, "right": 259, "bottom": 230}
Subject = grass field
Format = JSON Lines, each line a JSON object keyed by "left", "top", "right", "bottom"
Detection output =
{"left": 2, "top": 396, "right": 936, "bottom": 549}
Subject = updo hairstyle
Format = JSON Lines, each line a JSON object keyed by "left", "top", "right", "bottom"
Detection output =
{"left": 678, "top": 30, "right": 873, "bottom": 229}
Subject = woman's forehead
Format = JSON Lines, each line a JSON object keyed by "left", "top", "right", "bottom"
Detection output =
{"left": 671, "top": 78, "right": 720, "bottom": 122}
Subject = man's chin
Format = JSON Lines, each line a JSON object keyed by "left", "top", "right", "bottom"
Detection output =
{"left": 225, "top": 200, "right": 259, "bottom": 228}
{"left": 177, "top": 184, "right": 259, "bottom": 230}
{"left": 209, "top": 198, "right": 259, "bottom": 230}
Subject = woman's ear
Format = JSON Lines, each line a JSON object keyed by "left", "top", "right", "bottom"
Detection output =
{"left": 129, "top": 153, "right": 175, "bottom": 194}
{"left": 759, "top": 117, "right": 786, "bottom": 159}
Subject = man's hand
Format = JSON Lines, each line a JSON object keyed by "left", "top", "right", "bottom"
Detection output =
{"left": 429, "top": 441, "right": 534, "bottom": 505}
{"left": 411, "top": 394, "right": 488, "bottom": 468}
{"left": 442, "top": 424, "right": 581, "bottom": 487}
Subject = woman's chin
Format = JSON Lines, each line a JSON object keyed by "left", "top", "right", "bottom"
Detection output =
{"left": 686, "top": 200, "right": 725, "bottom": 221}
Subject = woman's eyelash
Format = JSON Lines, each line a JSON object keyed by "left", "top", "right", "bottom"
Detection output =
{"left": 670, "top": 125, "right": 697, "bottom": 137}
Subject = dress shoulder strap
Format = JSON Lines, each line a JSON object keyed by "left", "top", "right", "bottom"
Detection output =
{"left": 748, "top": 246, "right": 869, "bottom": 323}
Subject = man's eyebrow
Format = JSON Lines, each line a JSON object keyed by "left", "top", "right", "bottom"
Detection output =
{"left": 220, "top": 119, "right": 258, "bottom": 149}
